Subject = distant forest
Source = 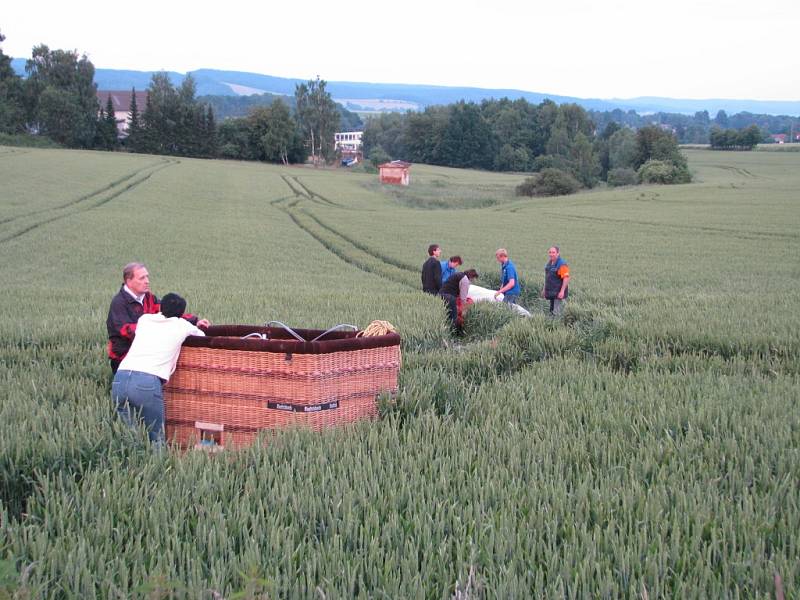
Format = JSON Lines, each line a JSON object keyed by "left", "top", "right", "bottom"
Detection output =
{"left": 589, "top": 109, "right": 799, "bottom": 145}
{"left": 201, "top": 92, "right": 800, "bottom": 147}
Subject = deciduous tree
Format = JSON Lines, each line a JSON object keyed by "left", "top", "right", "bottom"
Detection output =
{"left": 294, "top": 77, "right": 338, "bottom": 165}
{"left": 0, "top": 30, "right": 26, "bottom": 134}
{"left": 25, "top": 44, "right": 98, "bottom": 147}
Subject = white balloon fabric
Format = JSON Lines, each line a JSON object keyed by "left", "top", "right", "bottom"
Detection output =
{"left": 467, "top": 284, "right": 531, "bottom": 317}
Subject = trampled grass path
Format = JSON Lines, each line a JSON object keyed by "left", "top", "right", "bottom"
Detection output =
{"left": 0, "top": 158, "right": 176, "bottom": 244}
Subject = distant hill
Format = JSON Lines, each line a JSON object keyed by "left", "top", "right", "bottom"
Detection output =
{"left": 10, "top": 59, "right": 800, "bottom": 116}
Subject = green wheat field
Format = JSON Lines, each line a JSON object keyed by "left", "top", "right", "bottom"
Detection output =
{"left": 0, "top": 145, "right": 798, "bottom": 598}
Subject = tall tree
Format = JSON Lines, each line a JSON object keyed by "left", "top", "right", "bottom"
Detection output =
{"left": 294, "top": 77, "right": 338, "bottom": 165}
{"left": 103, "top": 94, "right": 118, "bottom": 149}
{"left": 261, "top": 99, "right": 299, "bottom": 165}
{"left": 633, "top": 126, "right": 685, "bottom": 168}
{"left": 140, "top": 72, "right": 208, "bottom": 157}
{"left": 126, "top": 87, "right": 141, "bottom": 149}
{"left": 0, "top": 30, "right": 26, "bottom": 134}
{"left": 438, "top": 101, "right": 492, "bottom": 169}
{"left": 24, "top": 44, "right": 98, "bottom": 147}
{"left": 607, "top": 128, "right": 637, "bottom": 170}
{"left": 204, "top": 105, "right": 217, "bottom": 157}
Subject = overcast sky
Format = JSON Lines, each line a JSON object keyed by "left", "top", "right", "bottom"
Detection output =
{"left": 2, "top": 0, "right": 798, "bottom": 101}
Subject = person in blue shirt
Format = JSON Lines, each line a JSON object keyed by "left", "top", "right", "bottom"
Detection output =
{"left": 494, "top": 248, "right": 521, "bottom": 304}
{"left": 440, "top": 255, "right": 463, "bottom": 285}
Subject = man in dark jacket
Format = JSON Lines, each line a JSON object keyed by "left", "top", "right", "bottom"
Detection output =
{"left": 421, "top": 244, "right": 443, "bottom": 294}
{"left": 106, "top": 262, "right": 210, "bottom": 373}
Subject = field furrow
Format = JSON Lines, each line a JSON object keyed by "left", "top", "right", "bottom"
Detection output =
{"left": 0, "top": 160, "right": 176, "bottom": 244}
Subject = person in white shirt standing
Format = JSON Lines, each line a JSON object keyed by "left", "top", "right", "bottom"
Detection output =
{"left": 111, "top": 293, "right": 205, "bottom": 446}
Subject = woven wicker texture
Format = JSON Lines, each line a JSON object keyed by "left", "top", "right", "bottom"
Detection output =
{"left": 164, "top": 326, "right": 400, "bottom": 449}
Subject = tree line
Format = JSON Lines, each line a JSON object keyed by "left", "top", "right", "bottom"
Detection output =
{"left": 590, "top": 108, "right": 798, "bottom": 145}
{"left": 363, "top": 98, "right": 691, "bottom": 194}
{"left": 708, "top": 125, "right": 762, "bottom": 150}
{"left": 0, "top": 32, "right": 348, "bottom": 165}
{"left": 1, "top": 30, "right": 786, "bottom": 174}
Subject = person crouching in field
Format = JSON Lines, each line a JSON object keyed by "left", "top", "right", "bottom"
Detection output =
{"left": 439, "top": 269, "right": 479, "bottom": 332}
{"left": 111, "top": 293, "right": 206, "bottom": 446}
{"left": 541, "top": 246, "right": 570, "bottom": 317}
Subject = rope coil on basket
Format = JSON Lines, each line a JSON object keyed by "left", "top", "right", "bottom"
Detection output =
{"left": 356, "top": 320, "right": 397, "bottom": 337}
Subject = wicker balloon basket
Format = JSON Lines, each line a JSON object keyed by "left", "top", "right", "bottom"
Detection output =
{"left": 163, "top": 322, "right": 401, "bottom": 449}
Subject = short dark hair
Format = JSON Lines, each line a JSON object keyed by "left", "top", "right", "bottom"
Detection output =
{"left": 160, "top": 293, "right": 186, "bottom": 318}
{"left": 464, "top": 269, "right": 479, "bottom": 280}
{"left": 428, "top": 244, "right": 440, "bottom": 256}
{"left": 449, "top": 255, "right": 462, "bottom": 265}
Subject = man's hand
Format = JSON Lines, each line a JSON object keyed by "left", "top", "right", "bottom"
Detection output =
{"left": 197, "top": 318, "right": 211, "bottom": 329}
{"left": 557, "top": 291, "right": 565, "bottom": 300}
{"left": 493, "top": 292, "right": 501, "bottom": 299}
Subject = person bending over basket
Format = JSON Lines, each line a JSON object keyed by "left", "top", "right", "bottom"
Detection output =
{"left": 439, "top": 269, "right": 479, "bottom": 332}
{"left": 111, "top": 293, "right": 205, "bottom": 446}
{"left": 106, "top": 262, "right": 210, "bottom": 373}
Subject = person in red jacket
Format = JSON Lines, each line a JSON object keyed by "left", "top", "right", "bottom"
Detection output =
{"left": 106, "top": 262, "right": 210, "bottom": 373}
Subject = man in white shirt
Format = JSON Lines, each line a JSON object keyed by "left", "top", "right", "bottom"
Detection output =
{"left": 111, "top": 293, "right": 205, "bottom": 445}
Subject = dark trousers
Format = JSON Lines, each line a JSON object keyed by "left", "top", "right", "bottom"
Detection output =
{"left": 439, "top": 293, "right": 458, "bottom": 327}
{"left": 549, "top": 298, "right": 565, "bottom": 316}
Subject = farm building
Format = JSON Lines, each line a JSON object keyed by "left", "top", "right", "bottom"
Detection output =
{"left": 335, "top": 131, "right": 363, "bottom": 164}
{"left": 334, "top": 131, "right": 363, "bottom": 153}
{"left": 97, "top": 90, "right": 149, "bottom": 136}
{"left": 379, "top": 161, "right": 411, "bottom": 185}
{"left": 770, "top": 134, "right": 787, "bottom": 144}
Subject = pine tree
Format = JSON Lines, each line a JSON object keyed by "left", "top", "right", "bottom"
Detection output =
{"left": 139, "top": 91, "right": 155, "bottom": 154}
{"left": 205, "top": 105, "right": 218, "bottom": 157}
{"left": 126, "top": 88, "right": 140, "bottom": 151}
{"left": 105, "top": 94, "right": 117, "bottom": 149}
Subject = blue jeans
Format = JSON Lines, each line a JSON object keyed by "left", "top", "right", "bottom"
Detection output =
{"left": 112, "top": 369, "right": 165, "bottom": 445}
{"left": 503, "top": 294, "right": 519, "bottom": 305}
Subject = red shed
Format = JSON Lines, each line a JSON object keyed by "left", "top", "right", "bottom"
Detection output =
{"left": 379, "top": 161, "right": 411, "bottom": 185}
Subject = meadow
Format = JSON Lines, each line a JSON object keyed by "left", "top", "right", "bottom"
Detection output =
{"left": 0, "top": 146, "right": 798, "bottom": 598}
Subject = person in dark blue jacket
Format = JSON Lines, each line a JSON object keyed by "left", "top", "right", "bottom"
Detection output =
{"left": 541, "top": 246, "right": 570, "bottom": 316}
